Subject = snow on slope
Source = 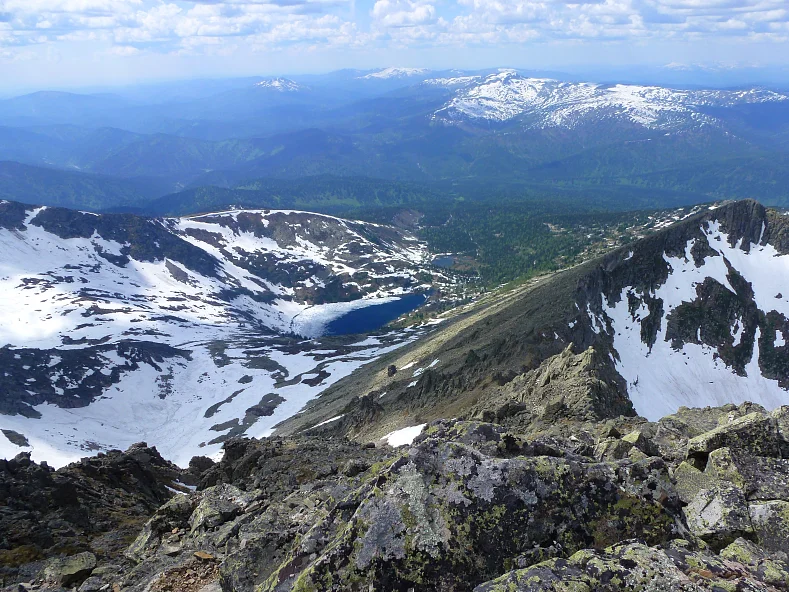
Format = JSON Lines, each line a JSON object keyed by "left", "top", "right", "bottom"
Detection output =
{"left": 601, "top": 220, "right": 789, "bottom": 420}
{"left": 0, "top": 203, "right": 443, "bottom": 467}
{"left": 0, "top": 332, "right": 423, "bottom": 467}
{"left": 433, "top": 70, "right": 789, "bottom": 129}
{"left": 0, "top": 207, "right": 433, "bottom": 348}
{"left": 254, "top": 78, "right": 303, "bottom": 92}
{"left": 362, "top": 67, "right": 430, "bottom": 79}
{"left": 423, "top": 76, "right": 481, "bottom": 88}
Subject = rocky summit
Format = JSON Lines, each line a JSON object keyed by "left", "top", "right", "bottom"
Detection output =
{"left": 1, "top": 402, "right": 789, "bottom": 591}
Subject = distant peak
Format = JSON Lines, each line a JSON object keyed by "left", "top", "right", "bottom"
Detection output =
{"left": 361, "top": 67, "right": 430, "bottom": 80}
{"left": 254, "top": 78, "right": 302, "bottom": 92}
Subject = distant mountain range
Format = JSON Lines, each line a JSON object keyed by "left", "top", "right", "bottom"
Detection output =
{"left": 0, "top": 68, "right": 789, "bottom": 213}
{"left": 431, "top": 70, "right": 788, "bottom": 128}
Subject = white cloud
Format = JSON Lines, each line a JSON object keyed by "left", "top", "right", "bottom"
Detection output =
{"left": 372, "top": 0, "right": 436, "bottom": 27}
{"left": 0, "top": 0, "right": 788, "bottom": 69}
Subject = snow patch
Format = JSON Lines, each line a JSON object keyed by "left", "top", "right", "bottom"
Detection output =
{"left": 382, "top": 424, "right": 426, "bottom": 447}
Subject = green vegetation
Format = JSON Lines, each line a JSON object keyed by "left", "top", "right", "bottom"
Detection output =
{"left": 0, "top": 161, "right": 161, "bottom": 210}
{"left": 143, "top": 175, "right": 446, "bottom": 216}
{"left": 142, "top": 175, "right": 719, "bottom": 286}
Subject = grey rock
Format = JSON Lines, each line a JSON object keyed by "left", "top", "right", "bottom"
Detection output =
{"left": 683, "top": 485, "right": 753, "bottom": 549}
{"left": 42, "top": 552, "right": 96, "bottom": 586}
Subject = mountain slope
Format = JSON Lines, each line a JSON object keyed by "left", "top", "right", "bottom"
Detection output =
{"left": 276, "top": 199, "right": 789, "bottom": 440}
{"left": 0, "top": 201, "right": 446, "bottom": 466}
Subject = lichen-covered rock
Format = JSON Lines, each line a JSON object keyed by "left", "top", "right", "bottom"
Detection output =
{"left": 720, "top": 537, "right": 789, "bottom": 587}
{"left": 749, "top": 500, "right": 789, "bottom": 554}
{"left": 126, "top": 494, "right": 197, "bottom": 563}
{"left": 189, "top": 484, "right": 256, "bottom": 534}
{"left": 705, "top": 447, "right": 789, "bottom": 501}
{"left": 474, "top": 539, "right": 783, "bottom": 592}
{"left": 0, "top": 442, "right": 184, "bottom": 586}
{"left": 256, "top": 421, "right": 683, "bottom": 591}
{"left": 686, "top": 412, "right": 781, "bottom": 466}
{"left": 773, "top": 406, "right": 789, "bottom": 458}
{"left": 683, "top": 485, "right": 753, "bottom": 549}
{"left": 653, "top": 403, "right": 769, "bottom": 463}
{"left": 622, "top": 429, "right": 659, "bottom": 457}
{"left": 593, "top": 437, "right": 633, "bottom": 461}
{"left": 11, "top": 403, "right": 789, "bottom": 592}
{"left": 672, "top": 461, "right": 721, "bottom": 504}
{"left": 473, "top": 345, "right": 635, "bottom": 428}
{"left": 42, "top": 551, "right": 96, "bottom": 586}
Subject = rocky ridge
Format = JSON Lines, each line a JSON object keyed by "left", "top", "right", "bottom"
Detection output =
{"left": 3, "top": 402, "right": 789, "bottom": 591}
{"left": 275, "top": 199, "right": 789, "bottom": 444}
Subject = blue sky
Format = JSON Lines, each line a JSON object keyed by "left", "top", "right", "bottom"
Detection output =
{"left": 1, "top": 0, "right": 789, "bottom": 91}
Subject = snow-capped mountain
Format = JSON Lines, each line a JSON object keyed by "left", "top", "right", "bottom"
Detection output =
{"left": 0, "top": 201, "right": 444, "bottom": 466}
{"left": 423, "top": 75, "right": 482, "bottom": 88}
{"left": 254, "top": 77, "right": 303, "bottom": 92}
{"left": 362, "top": 67, "right": 431, "bottom": 80}
{"left": 431, "top": 70, "right": 789, "bottom": 129}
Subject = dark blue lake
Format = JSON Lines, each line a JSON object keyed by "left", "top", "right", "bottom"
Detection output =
{"left": 432, "top": 255, "right": 456, "bottom": 268}
{"left": 326, "top": 293, "right": 429, "bottom": 335}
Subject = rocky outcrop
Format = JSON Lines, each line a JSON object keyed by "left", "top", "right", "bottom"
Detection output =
{"left": 0, "top": 443, "right": 186, "bottom": 585}
{"left": 473, "top": 345, "right": 635, "bottom": 427}
{"left": 110, "top": 421, "right": 687, "bottom": 592}
{"left": 4, "top": 403, "right": 789, "bottom": 592}
{"left": 475, "top": 538, "right": 789, "bottom": 591}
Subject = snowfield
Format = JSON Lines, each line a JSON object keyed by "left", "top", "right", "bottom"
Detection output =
{"left": 0, "top": 204, "right": 443, "bottom": 467}
{"left": 254, "top": 78, "right": 303, "bottom": 92}
{"left": 362, "top": 67, "right": 430, "bottom": 79}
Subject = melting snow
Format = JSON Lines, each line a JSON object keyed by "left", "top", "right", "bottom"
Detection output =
{"left": 0, "top": 206, "right": 441, "bottom": 467}
{"left": 363, "top": 67, "right": 429, "bottom": 79}
{"left": 382, "top": 424, "right": 426, "bottom": 447}
{"left": 312, "top": 415, "right": 344, "bottom": 428}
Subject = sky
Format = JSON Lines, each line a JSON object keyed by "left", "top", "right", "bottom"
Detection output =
{"left": 1, "top": 0, "right": 789, "bottom": 91}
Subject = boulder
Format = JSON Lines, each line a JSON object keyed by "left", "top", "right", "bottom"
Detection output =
{"left": 774, "top": 406, "right": 789, "bottom": 458}
{"left": 686, "top": 412, "right": 781, "bottom": 467}
{"left": 749, "top": 500, "right": 789, "bottom": 554}
{"left": 42, "top": 552, "right": 96, "bottom": 586}
{"left": 720, "top": 537, "right": 789, "bottom": 588}
{"left": 705, "top": 447, "right": 789, "bottom": 501}
{"left": 253, "top": 421, "right": 683, "bottom": 591}
{"left": 672, "top": 461, "right": 721, "bottom": 504}
{"left": 189, "top": 485, "right": 255, "bottom": 533}
{"left": 683, "top": 485, "right": 753, "bottom": 548}
{"left": 593, "top": 437, "right": 633, "bottom": 461}
{"left": 621, "top": 429, "right": 659, "bottom": 457}
{"left": 474, "top": 539, "right": 776, "bottom": 591}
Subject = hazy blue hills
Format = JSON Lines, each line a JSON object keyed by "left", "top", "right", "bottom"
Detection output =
{"left": 2, "top": 69, "right": 789, "bottom": 214}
